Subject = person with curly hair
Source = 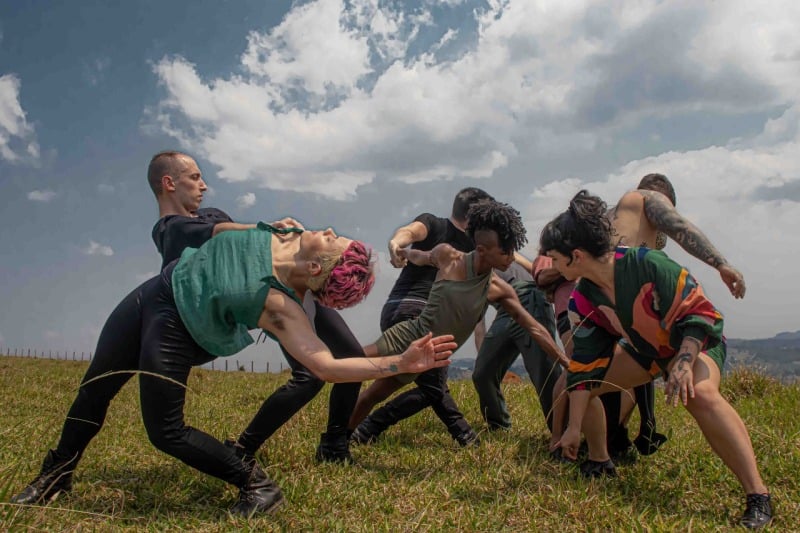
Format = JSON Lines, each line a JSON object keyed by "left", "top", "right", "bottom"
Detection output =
{"left": 540, "top": 190, "right": 771, "bottom": 529}
{"left": 11, "top": 222, "right": 457, "bottom": 518}
{"left": 350, "top": 201, "right": 569, "bottom": 444}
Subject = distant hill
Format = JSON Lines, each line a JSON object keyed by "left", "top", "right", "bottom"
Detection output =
{"left": 449, "top": 330, "right": 800, "bottom": 383}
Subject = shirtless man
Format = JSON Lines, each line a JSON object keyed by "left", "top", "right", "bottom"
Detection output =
{"left": 608, "top": 173, "right": 746, "bottom": 456}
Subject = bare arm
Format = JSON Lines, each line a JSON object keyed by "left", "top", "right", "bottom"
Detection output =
{"left": 473, "top": 318, "right": 486, "bottom": 351}
{"left": 637, "top": 190, "right": 746, "bottom": 298}
{"left": 513, "top": 252, "right": 533, "bottom": 273}
{"left": 403, "top": 243, "right": 459, "bottom": 270}
{"left": 488, "top": 275, "right": 569, "bottom": 368}
{"left": 388, "top": 221, "right": 429, "bottom": 268}
{"left": 212, "top": 222, "right": 257, "bottom": 236}
{"left": 258, "top": 289, "right": 456, "bottom": 382}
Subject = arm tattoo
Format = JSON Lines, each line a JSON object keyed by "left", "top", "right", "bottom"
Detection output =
{"left": 365, "top": 357, "right": 398, "bottom": 376}
{"left": 640, "top": 190, "right": 727, "bottom": 268}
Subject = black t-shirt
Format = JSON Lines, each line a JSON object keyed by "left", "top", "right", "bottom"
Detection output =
{"left": 151, "top": 207, "right": 233, "bottom": 269}
{"left": 386, "top": 213, "right": 475, "bottom": 302}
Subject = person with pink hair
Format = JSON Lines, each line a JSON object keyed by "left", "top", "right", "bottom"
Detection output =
{"left": 11, "top": 222, "right": 457, "bottom": 518}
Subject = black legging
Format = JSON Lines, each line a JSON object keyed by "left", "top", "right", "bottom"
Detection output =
{"left": 360, "top": 298, "right": 471, "bottom": 439}
{"left": 54, "top": 265, "right": 250, "bottom": 487}
{"left": 236, "top": 304, "right": 363, "bottom": 454}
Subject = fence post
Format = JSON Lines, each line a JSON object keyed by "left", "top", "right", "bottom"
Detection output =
{"left": 28, "top": 349, "right": 31, "bottom": 356}
{"left": 251, "top": 361, "right": 254, "bottom": 373}
{"left": 266, "top": 362, "right": 269, "bottom": 373}
{"left": 211, "top": 360, "right": 215, "bottom": 370}
{"left": 225, "top": 360, "right": 228, "bottom": 372}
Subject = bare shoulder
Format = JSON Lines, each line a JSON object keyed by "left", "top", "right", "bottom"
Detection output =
{"left": 615, "top": 190, "right": 646, "bottom": 212}
{"left": 261, "top": 288, "right": 307, "bottom": 333}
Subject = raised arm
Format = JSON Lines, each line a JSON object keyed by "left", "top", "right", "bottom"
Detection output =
{"left": 635, "top": 190, "right": 745, "bottom": 298}
{"left": 488, "top": 274, "right": 569, "bottom": 368}
{"left": 388, "top": 220, "right": 429, "bottom": 268}
{"left": 258, "top": 289, "right": 456, "bottom": 382}
{"left": 402, "top": 243, "right": 459, "bottom": 270}
{"left": 212, "top": 217, "right": 304, "bottom": 237}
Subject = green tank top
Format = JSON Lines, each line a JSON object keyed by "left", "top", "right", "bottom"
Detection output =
{"left": 376, "top": 251, "right": 491, "bottom": 355}
{"left": 172, "top": 222, "right": 302, "bottom": 357}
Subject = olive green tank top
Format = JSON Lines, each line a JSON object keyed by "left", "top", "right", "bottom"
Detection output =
{"left": 376, "top": 251, "right": 491, "bottom": 356}
{"left": 172, "top": 222, "right": 302, "bottom": 357}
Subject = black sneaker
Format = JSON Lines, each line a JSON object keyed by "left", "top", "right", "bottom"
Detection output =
{"left": 579, "top": 458, "right": 617, "bottom": 478}
{"left": 454, "top": 429, "right": 480, "bottom": 447}
{"left": 315, "top": 431, "right": 353, "bottom": 464}
{"left": 230, "top": 463, "right": 284, "bottom": 518}
{"left": 11, "top": 449, "right": 78, "bottom": 505}
{"left": 549, "top": 447, "right": 576, "bottom": 464}
{"left": 350, "top": 425, "right": 380, "bottom": 445}
{"left": 741, "top": 493, "right": 772, "bottom": 529}
{"left": 633, "top": 431, "right": 668, "bottom": 456}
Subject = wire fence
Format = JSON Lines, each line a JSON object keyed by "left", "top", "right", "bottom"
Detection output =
{"left": 0, "top": 347, "right": 287, "bottom": 373}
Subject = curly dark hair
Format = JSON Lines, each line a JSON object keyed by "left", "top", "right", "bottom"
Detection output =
{"left": 466, "top": 200, "right": 527, "bottom": 254}
{"left": 539, "top": 190, "right": 613, "bottom": 259}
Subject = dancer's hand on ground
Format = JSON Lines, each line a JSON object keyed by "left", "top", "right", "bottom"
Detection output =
{"left": 400, "top": 332, "right": 456, "bottom": 373}
{"left": 557, "top": 426, "right": 581, "bottom": 461}
{"left": 718, "top": 263, "right": 745, "bottom": 299}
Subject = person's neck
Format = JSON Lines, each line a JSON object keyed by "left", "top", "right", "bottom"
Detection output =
{"left": 472, "top": 250, "right": 491, "bottom": 275}
{"left": 581, "top": 252, "right": 616, "bottom": 295}
{"left": 449, "top": 216, "right": 467, "bottom": 232}
{"left": 158, "top": 198, "right": 196, "bottom": 219}
{"left": 271, "top": 233, "right": 307, "bottom": 296}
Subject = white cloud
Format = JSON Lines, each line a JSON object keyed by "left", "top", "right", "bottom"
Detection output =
{"left": 97, "top": 183, "right": 115, "bottom": 193}
{"left": 236, "top": 192, "right": 256, "bottom": 209}
{"left": 0, "top": 73, "right": 40, "bottom": 163}
{"left": 149, "top": 0, "right": 799, "bottom": 200}
{"left": 27, "top": 189, "right": 57, "bottom": 202}
{"left": 83, "top": 240, "right": 114, "bottom": 257}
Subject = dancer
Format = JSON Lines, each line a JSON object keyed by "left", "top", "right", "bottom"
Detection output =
{"left": 540, "top": 190, "right": 771, "bottom": 529}
{"left": 351, "top": 201, "right": 568, "bottom": 443}
{"left": 11, "top": 221, "right": 456, "bottom": 518}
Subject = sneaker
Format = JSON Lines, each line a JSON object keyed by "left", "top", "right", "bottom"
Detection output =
{"left": 633, "top": 431, "right": 668, "bottom": 456}
{"left": 454, "top": 429, "right": 480, "bottom": 448}
{"left": 11, "top": 450, "right": 77, "bottom": 505}
{"left": 315, "top": 431, "right": 353, "bottom": 464}
{"left": 350, "top": 425, "right": 380, "bottom": 445}
{"left": 230, "top": 463, "right": 284, "bottom": 518}
{"left": 579, "top": 458, "right": 617, "bottom": 478}
{"left": 224, "top": 439, "right": 257, "bottom": 474}
{"left": 741, "top": 493, "right": 772, "bottom": 529}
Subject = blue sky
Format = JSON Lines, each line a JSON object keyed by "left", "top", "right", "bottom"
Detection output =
{"left": 1, "top": 0, "right": 799, "bottom": 368}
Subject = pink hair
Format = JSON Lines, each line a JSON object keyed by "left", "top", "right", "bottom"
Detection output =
{"left": 316, "top": 240, "right": 376, "bottom": 309}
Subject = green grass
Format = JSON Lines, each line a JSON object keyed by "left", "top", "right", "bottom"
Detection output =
{"left": 1, "top": 356, "right": 797, "bottom": 531}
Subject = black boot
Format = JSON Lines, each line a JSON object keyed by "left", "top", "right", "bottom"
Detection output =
{"left": 230, "top": 463, "right": 284, "bottom": 518}
{"left": 315, "top": 430, "right": 353, "bottom": 463}
{"left": 579, "top": 458, "right": 617, "bottom": 478}
{"left": 11, "top": 449, "right": 79, "bottom": 505}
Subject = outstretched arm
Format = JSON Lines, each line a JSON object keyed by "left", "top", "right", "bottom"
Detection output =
{"left": 259, "top": 289, "right": 456, "bottom": 382}
{"left": 636, "top": 190, "right": 746, "bottom": 298}
{"left": 212, "top": 217, "right": 304, "bottom": 237}
{"left": 488, "top": 274, "right": 569, "bottom": 368}
{"left": 402, "top": 243, "right": 459, "bottom": 270}
{"left": 388, "top": 221, "right": 429, "bottom": 268}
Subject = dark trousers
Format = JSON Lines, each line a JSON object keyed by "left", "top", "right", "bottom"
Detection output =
{"left": 54, "top": 265, "right": 250, "bottom": 488}
{"left": 363, "top": 299, "right": 471, "bottom": 438}
{"left": 237, "top": 303, "right": 363, "bottom": 453}
{"left": 472, "top": 285, "right": 561, "bottom": 431}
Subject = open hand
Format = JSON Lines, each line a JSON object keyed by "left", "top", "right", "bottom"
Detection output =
{"left": 400, "top": 332, "right": 456, "bottom": 373}
{"left": 666, "top": 355, "right": 695, "bottom": 407}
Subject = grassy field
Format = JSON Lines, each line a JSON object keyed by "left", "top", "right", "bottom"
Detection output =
{"left": 1, "top": 356, "right": 797, "bottom": 531}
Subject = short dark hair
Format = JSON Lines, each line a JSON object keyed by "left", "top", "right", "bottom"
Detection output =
{"left": 147, "top": 151, "right": 188, "bottom": 197}
{"left": 466, "top": 200, "right": 527, "bottom": 254}
{"left": 539, "top": 190, "right": 613, "bottom": 260}
{"left": 452, "top": 187, "right": 494, "bottom": 221}
{"left": 638, "top": 173, "right": 676, "bottom": 206}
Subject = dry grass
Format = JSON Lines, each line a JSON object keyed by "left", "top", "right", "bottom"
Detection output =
{"left": 1, "top": 356, "right": 798, "bottom": 531}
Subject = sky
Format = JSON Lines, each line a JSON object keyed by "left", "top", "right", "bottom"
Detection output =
{"left": 1, "top": 0, "right": 798, "bottom": 370}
